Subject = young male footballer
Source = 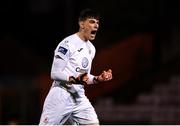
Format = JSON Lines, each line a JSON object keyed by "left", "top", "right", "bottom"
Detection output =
{"left": 39, "top": 8, "right": 113, "bottom": 125}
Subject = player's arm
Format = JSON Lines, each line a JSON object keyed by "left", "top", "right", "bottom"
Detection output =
{"left": 83, "top": 45, "right": 113, "bottom": 84}
{"left": 68, "top": 68, "right": 113, "bottom": 85}
{"left": 51, "top": 42, "right": 88, "bottom": 84}
{"left": 84, "top": 69, "right": 113, "bottom": 85}
{"left": 68, "top": 73, "right": 89, "bottom": 85}
{"left": 51, "top": 43, "right": 70, "bottom": 82}
{"left": 51, "top": 53, "right": 88, "bottom": 85}
{"left": 51, "top": 55, "right": 69, "bottom": 82}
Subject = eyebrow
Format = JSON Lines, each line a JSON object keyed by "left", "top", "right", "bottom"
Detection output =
{"left": 88, "top": 19, "right": 99, "bottom": 23}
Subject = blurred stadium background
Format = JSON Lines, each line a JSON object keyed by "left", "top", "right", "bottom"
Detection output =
{"left": 1, "top": 0, "right": 180, "bottom": 124}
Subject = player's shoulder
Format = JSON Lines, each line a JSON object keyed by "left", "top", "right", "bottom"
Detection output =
{"left": 87, "top": 41, "right": 95, "bottom": 47}
{"left": 87, "top": 41, "right": 96, "bottom": 58}
{"left": 64, "top": 33, "right": 76, "bottom": 41}
{"left": 87, "top": 41, "right": 96, "bottom": 51}
{"left": 56, "top": 34, "right": 74, "bottom": 48}
{"left": 55, "top": 34, "right": 77, "bottom": 53}
{"left": 60, "top": 34, "right": 77, "bottom": 46}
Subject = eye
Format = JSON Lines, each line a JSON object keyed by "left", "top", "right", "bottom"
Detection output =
{"left": 89, "top": 20, "right": 95, "bottom": 24}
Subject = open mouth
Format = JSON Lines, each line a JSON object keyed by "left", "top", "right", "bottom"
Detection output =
{"left": 91, "top": 30, "right": 97, "bottom": 35}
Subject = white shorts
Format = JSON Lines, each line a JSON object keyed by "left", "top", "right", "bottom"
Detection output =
{"left": 39, "top": 86, "right": 99, "bottom": 125}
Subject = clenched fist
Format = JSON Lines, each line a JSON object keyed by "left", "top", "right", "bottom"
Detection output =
{"left": 94, "top": 69, "right": 113, "bottom": 82}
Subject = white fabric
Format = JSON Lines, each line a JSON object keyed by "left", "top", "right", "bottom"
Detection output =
{"left": 39, "top": 87, "right": 99, "bottom": 125}
{"left": 39, "top": 34, "right": 99, "bottom": 125}
{"left": 51, "top": 34, "right": 96, "bottom": 95}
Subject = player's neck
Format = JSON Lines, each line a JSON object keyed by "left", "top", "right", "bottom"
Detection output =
{"left": 76, "top": 32, "right": 88, "bottom": 42}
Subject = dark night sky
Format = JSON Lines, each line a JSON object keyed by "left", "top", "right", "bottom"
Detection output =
{"left": 1, "top": 0, "right": 180, "bottom": 75}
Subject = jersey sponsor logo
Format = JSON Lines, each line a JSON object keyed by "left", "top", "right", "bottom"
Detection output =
{"left": 82, "top": 57, "right": 89, "bottom": 68}
{"left": 58, "top": 46, "right": 68, "bottom": 55}
{"left": 76, "top": 67, "right": 88, "bottom": 74}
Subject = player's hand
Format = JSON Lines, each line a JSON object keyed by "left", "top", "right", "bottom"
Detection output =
{"left": 69, "top": 73, "right": 89, "bottom": 85}
{"left": 96, "top": 69, "right": 113, "bottom": 82}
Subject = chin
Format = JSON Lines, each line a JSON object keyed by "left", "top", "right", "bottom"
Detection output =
{"left": 89, "top": 37, "right": 96, "bottom": 41}
{"left": 89, "top": 38, "right": 95, "bottom": 41}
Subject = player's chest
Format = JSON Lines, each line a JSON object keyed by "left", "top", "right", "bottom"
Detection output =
{"left": 70, "top": 45, "right": 92, "bottom": 67}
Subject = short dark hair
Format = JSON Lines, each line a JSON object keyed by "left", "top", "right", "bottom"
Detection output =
{"left": 78, "top": 9, "right": 100, "bottom": 21}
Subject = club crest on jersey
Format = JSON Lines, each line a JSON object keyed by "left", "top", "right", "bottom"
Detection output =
{"left": 58, "top": 46, "right": 68, "bottom": 55}
{"left": 82, "top": 57, "right": 89, "bottom": 68}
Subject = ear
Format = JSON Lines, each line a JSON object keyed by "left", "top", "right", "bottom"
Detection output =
{"left": 79, "top": 21, "right": 84, "bottom": 29}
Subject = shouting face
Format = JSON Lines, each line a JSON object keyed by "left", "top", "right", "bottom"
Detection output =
{"left": 79, "top": 18, "right": 99, "bottom": 41}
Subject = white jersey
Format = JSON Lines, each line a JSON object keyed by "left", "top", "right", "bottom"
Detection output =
{"left": 39, "top": 34, "right": 99, "bottom": 125}
{"left": 51, "top": 33, "right": 96, "bottom": 97}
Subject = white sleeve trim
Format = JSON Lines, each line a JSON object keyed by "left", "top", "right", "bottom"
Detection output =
{"left": 87, "top": 74, "right": 96, "bottom": 84}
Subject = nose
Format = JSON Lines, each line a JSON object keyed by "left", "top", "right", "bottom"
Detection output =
{"left": 94, "top": 23, "right": 99, "bottom": 29}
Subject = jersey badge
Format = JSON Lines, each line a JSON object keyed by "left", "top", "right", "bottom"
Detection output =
{"left": 82, "top": 57, "right": 89, "bottom": 68}
{"left": 58, "top": 46, "right": 68, "bottom": 55}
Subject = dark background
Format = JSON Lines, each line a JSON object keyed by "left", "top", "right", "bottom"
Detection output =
{"left": 1, "top": 0, "right": 180, "bottom": 124}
